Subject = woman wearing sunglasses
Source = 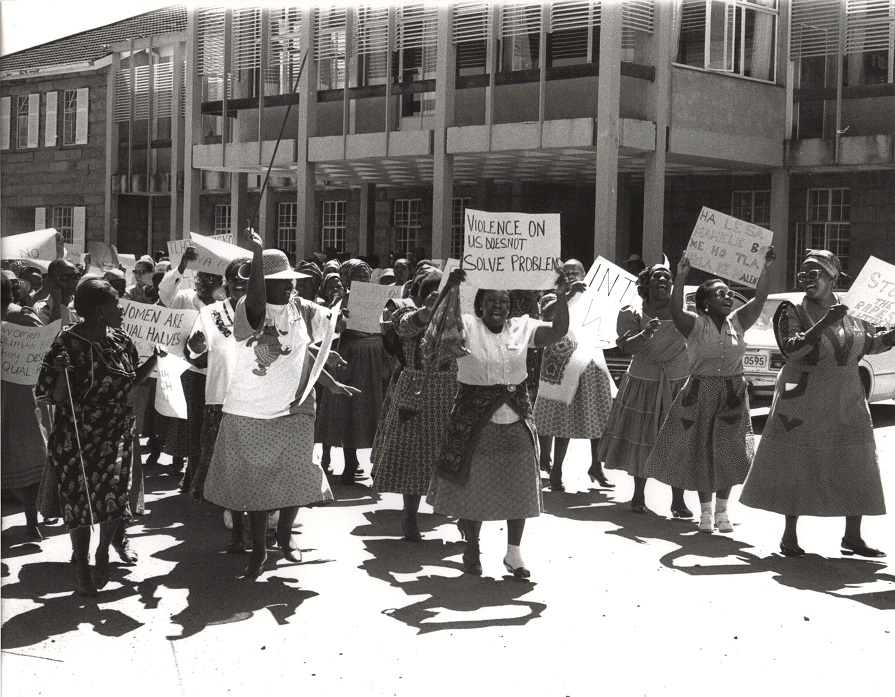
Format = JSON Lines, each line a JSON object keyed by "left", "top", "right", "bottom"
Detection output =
{"left": 740, "top": 250, "right": 892, "bottom": 558}
{"left": 643, "top": 246, "right": 775, "bottom": 534}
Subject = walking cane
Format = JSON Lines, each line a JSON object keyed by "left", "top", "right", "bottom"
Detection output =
{"left": 63, "top": 363, "right": 96, "bottom": 530}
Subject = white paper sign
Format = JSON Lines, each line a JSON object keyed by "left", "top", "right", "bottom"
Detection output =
{"left": 686, "top": 207, "right": 774, "bottom": 288}
{"left": 345, "top": 282, "right": 404, "bottom": 334}
{"left": 154, "top": 348, "right": 190, "bottom": 419}
{"left": 572, "top": 256, "right": 641, "bottom": 346}
{"left": 119, "top": 299, "right": 198, "bottom": 362}
{"left": 118, "top": 253, "right": 137, "bottom": 286}
{"left": 299, "top": 299, "right": 341, "bottom": 406}
{"left": 1, "top": 320, "right": 62, "bottom": 385}
{"left": 167, "top": 233, "right": 236, "bottom": 290}
{"left": 461, "top": 209, "right": 561, "bottom": 290}
{"left": 842, "top": 256, "right": 895, "bottom": 327}
{"left": 1, "top": 229, "right": 59, "bottom": 262}
{"left": 188, "top": 231, "right": 249, "bottom": 276}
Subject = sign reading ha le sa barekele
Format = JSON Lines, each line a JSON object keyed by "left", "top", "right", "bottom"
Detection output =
{"left": 686, "top": 207, "right": 774, "bottom": 289}
{"left": 842, "top": 256, "right": 895, "bottom": 327}
{"left": 461, "top": 209, "right": 561, "bottom": 290}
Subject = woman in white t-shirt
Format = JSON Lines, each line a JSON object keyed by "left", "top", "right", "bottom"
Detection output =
{"left": 203, "top": 232, "right": 357, "bottom": 579}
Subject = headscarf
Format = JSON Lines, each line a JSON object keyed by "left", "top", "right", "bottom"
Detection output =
{"left": 636, "top": 263, "right": 671, "bottom": 300}
{"left": 295, "top": 260, "right": 323, "bottom": 295}
{"left": 320, "top": 272, "right": 342, "bottom": 304}
{"left": 322, "top": 259, "right": 341, "bottom": 276}
{"left": 804, "top": 249, "right": 841, "bottom": 279}
{"left": 338, "top": 258, "right": 372, "bottom": 290}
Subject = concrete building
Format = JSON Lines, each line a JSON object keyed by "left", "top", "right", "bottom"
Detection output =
{"left": 2, "top": 1, "right": 893, "bottom": 288}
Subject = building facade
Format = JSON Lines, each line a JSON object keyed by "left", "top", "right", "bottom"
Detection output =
{"left": 2, "top": 1, "right": 894, "bottom": 289}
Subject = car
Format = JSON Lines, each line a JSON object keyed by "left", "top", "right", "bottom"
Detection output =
{"left": 742, "top": 292, "right": 895, "bottom": 403}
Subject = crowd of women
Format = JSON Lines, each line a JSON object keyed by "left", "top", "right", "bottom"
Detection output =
{"left": 2, "top": 231, "right": 891, "bottom": 598}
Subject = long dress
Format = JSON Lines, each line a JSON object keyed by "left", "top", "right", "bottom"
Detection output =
{"left": 600, "top": 306, "right": 689, "bottom": 475}
{"left": 740, "top": 300, "right": 891, "bottom": 516}
{"left": 371, "top": 307, "right": 458, "bottom": 495}
{"left": 35, "top": 327, "right": 138, "bottom": 529}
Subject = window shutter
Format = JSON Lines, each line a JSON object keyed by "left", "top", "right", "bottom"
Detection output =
{"left": 452, "top": 2, "right": 493, "bottom": 43}
{"left": 75, "top": 88, "right": 89, "bottom": 144}
{"left": 35, "top": 207, "right": 47, "bottom": 230}
{"left": 499, "top": 3, "right": 542, "bottom": 39}
{"left": 27, "top": 93, "right": 39, "bottom": 148}
{"left": 622, "top": 0, "right": 655, "bottom": 34}
{"left": 550, "top": 1, "right": 602, "bottom": 32}
{"left": 0, "top": 96, "right": 10, "bottom": 150}
{"left": 72, "top": 207, "right": 86, "bottom": 251}
{"left": 44, "top": 91, "right": 57, "bottom": 147}
{"left": 846, "top": 0, "right": 895, "bottom": 54}
{"left": 790, "top": 0, "right": 842, "bottom": 58}
{"left": 397, "top": 4, "right": 439, "bottom": 51}
{"left": 315, "top": 5, "right": 348, "bottom": 62}
{"left": 154, "top": 62, "right": 174, "bottom": 119}
{"left": 232, "top": 7, "right": 262, "bottom": 72}
{"left": 268, "top": 6, "right": 302, "bottom": 72}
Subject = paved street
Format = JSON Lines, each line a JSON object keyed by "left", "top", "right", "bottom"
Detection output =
{"left": 3, "top": 404, "right": 894, "bottom": 697}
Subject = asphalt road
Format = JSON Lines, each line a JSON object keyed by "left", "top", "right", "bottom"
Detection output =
{"left": 2, "top": 404, "right": 894, "bottom": 697}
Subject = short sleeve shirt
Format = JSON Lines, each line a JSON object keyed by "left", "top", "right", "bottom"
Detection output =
{"left": 686, "top": 313, "right": 747, "bottom": 376}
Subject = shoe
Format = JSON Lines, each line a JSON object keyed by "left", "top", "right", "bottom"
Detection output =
{"left": 277, "top": 533, "right": 302, "bottom": 562}
{"left": 698, "top": 511, "right": 714, "bottom": 533}
{"left": 243, "top": 552, "right": 268, "bottom": 578}
{"left": 226, "top": 540, "right": 247, "bottom": 554}
{"left": 671, "top": 506, "right": 693, "bottom": 519}
{"left": 841, "top": 538, "right": 886, "bottom": 558}
{"left": 24, "top": 525, "right": 43, "bottom": 543}
{"left": 503, "top": 558, "right": 531, "bottom": 580}
{"left": 42, "top": 517, "right": 60, "bottom": 525}
{"left": 779, "top": 541, "right": 806, "bottom": 558}
{"left": 112, "top": 539, "right": 138, "bottom": 564}
{"left": 92, "top": 551, "right": 111, "bottom": 590}
{"left": 587, "top": 465, "right": 615, "bottom": 488}
{"left": 401, "top": 514, "right": 422, "bottom": 542}
{"left": 631, "top": 503, "right": 648, "bottom": 515}
{"left": 715, "top": 511, "right": 734, "bottom": 533}
{"left": 462, "top": 541, "right": 482, "bottom": 576}
{"left": 549, "top": 474, "right": 565, "bottom": 492}
{"left": 75, "top": 567, "right": 98, "bottom": 598}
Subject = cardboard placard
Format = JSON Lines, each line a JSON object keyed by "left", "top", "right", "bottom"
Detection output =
{"left": 119, "top": 299, "right": 198, "bottom": 362}
{"left": 572, "top": 256, "right": 641, "bottom": 346}
{"left": 188, "top": 231, "right": 249, "bottom": 276}
{"left": 842, "top": 256, "right": 895, "bottom": 327}
{"left": 298, "top": 299, "right": 341, "bottom": 406}
{"left": 685, "top": 207, "right": 773, "bottom": 288}
{"left": 118, "top": 253, "right": 137, "bottom": 286}
{"left": 1, "top": 229, "right": 59, "bottom": 262}
{"left": 345, "top": 282, "right": 404, "bottom": 334}
{"left": 86, "top": 240, "right": 121, "bottom": 275}
{"left": 167, "top": 233, "right": 236, "bottom": 291}
{"left": 0, "top": 320, "right": 62, "bottom": 385}
{"left": 154, "top": 349, "right": 190, "bottom": 419}
{"left": 461, "top": 209, "right": 561, "bottom": 290}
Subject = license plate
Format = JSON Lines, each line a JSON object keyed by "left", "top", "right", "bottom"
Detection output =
{"left": 743, "top": 353, "right": 768, "bottom": 371}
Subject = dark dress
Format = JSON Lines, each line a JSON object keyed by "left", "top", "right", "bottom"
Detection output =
{"left": 36, "top": 327, "right": 138, "bottom": 529}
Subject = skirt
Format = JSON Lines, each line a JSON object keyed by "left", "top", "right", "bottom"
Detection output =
{"left": 600, "top": 372, "right": 688, "bottom": 477}
{"left": 1, "top": 381, "right": 48, "bottom": 490}
{"left": 371, "top": 366, "right": 458, "bottom": 496}
{"left": 534, "top": 362, "right": 614, "bottom": 439}
{"left": 165, "top": 370, "right": 206, "bottom": 460}
{"left": 186, "top": 404, "right": 224, "bottom": 501}
{"left": 428, "top": 420, "right": 542, "bottom": 521}
{"left": 642, "top": 374, "right": 754, "bottom": 492}
{"left": 315, "top": 335, "right": 391, "bottom": 449}
{"left": 204, "top": 411, "right": 334, "bottom": 511}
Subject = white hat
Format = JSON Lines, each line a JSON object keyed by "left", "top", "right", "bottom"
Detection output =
{"left": 238, "top": 249, "right": 309, "bottom": 280}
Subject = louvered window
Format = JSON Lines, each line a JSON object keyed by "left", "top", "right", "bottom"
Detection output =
{"left": 789, "top": 0, "right": 842, "bottom": 59}
{"left": 267, "top": 6, "right": 302, "bottom": 95}
{"left": 397, "top": 4, "right": 438, "bottom": 118}
{"left": 317, "top": 5, "right": 348, "bottom": 90}
{"left": 356, "top": 5, "right": 390, "bottom": 86}
{"left": 230, "top": 7, "right": 261, "bottom": 99}
{"left": 16, "top": 94, "right": 38, "bottom": 150}
{"left": 846, "top": 0, "right": 895, "bottom": 54}
{"left": 453, "top": 2, "right": 491, "bottom": 74}
{"left": 548, "top": 1, "right": 601, "bottom": 66}
{"left": 499, "top": 2, "right": 542, "bottom": 71}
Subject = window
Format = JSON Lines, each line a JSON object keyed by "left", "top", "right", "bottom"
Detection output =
{"left": 499, "top": 3, "right": 542, "bottom": 72}
{"left": 844, "top": 0, "right": 895, "bottom": 86}
{"left": 278, "top": 202, "right": 299, "bottom": 252}
{"left": 796, "top": 188, "right": 851, "bottom": 279}
{"left": 16, "top": 94, "right": 38, "bottom": 149}
{"left": 62, "top": 88, "right": 88, "bottom": 146}
{"left": 675, "top": 0, "right": 778, "bottom": 82}
{"left": 731, "top": 190, "right": 771, "bottom": 226}
{"left": 214, "top": 204, "right": 231, "bottom": 236}
{"left": 451, "top": 197, "right": 471, "bottom": 259}
{"left": 52, "top": 207, "right": 74, "bottom": 244}
{"left": 321, "top": 200, "right": 346, "bottom": 253}
{"left": 394, "top": 199, "right": 421, "bottom": 254}
{"left": 44, "top": 206, "right": 86, "bottom": 250}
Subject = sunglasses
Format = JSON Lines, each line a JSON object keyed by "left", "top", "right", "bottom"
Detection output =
{"left": 797, "top": 269, "right": 825, "bottom": 282}
{"left": 711, "top": 289, "right": 736, "bottom": 299}
{"left": 57, "top": 273, "right": 79, "bottom": 282}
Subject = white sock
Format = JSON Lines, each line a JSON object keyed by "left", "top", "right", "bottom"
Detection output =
{"left": 505, "top": 544, "right": 524, "bottom": 568}
{"left": 700, "top": 501, "right": 713, "bottom": 516}
{"left": 715, "top": 498, "right": 729, "bottom": 515}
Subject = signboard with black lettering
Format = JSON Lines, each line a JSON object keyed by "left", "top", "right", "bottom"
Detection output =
{"left": 345, "top": 282, "right": 404, "bottom": 334}
{"left": 461, "top": 209, "right": 561, "bottom": 290}
{"left": 843, "top": 256, "right": 895, "bottom": 327}
{"left": 1, "top": 320, "right": 62, "bottom": 385}
{"left": 119, "top": 299, "right": 198, "bottom": 362}
{"left": 1, "top": 229, "right": 59, "bottom": 262}
{"left": 686, "top": 207, "right": 774, "bottom": 288}
{"left": 571, "top": 256, "right": 641, "bottom": 346}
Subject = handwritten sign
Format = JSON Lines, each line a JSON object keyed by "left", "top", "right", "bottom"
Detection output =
{"left": 87, "top": 241, "right": 121, "bottom": 274}
{"left": 686, "top": 207, "right": 773, "bottom": 288}
{"left": 572, "top": 256, "right": 641, "bottom": 346}
{"left": 461, "top": 209, "right": 561, "bottom": 290}
{"left": 154, "top": 349, "right": 190, "bottom": 419}
{"left": 118, "top": 253, "right": 137, "bottom": 286}
{"left": 346, "top": 282, "right": 404, "bottom": 334}
{"left": 119, "top": 299, "right": 198, "bottom": 362}
{"left": 1, "top": 229, "right": 59, "bottom": 261}
{"left": 1, "top": 320, "right": 62, "bottom": 385}
{"left": 167, "top": 233, "right": 236, "bottom": 290}
{"left": 298, "top": 300, "right": 340, "bottom": 406}
{"left": 188, "top": 232, "right": 248, "bottom": 276}
{"left": 843, "top": 256, "right": 895, "bottom": 327}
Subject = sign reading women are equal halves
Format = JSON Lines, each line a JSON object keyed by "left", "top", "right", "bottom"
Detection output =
{"left": 686, "top": 207, "right": 774, "bottom": 289}
{"left": 462, "top": 209, "right": 561, "bottom": 290}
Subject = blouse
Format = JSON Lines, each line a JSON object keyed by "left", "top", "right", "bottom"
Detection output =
{"left": 686, "top": 313, "right": 747, "bottom": 377}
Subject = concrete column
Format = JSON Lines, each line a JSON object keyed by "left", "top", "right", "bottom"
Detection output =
{"left": 230, "top": 172, "right": 249, "bottom": 240}
{"left": 432, "top": 6, "right": 457, "bottom": 261}
{"left": 593, "top": 1, "right": 622, "bottom": 262}
{"left": 642, "top": 0, "right": 671, "bottom": 266}
{"left": 770, "top": 168, "right": 790, "bottom": 292}
{"left": 169, "top": 40, "right": 184, "bottom": 244}
{"left": 183, "top": 8, "right": 203, "bottom": 237}
{"left": 358, "top": 183, "right": 375, "bottom": 256}
{"left": 296, "top": 7, "right": 318, "bottom": 259}
{"left": 104, "top": 52, "right": 120, "bottom": 247}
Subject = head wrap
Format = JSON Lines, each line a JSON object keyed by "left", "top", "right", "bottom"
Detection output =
{"left": 636, "top": 263, "right": 672, "bottom": 300}
{"left": 320, "top": 272, "right": 342, "bottom": 301}
{"left": 803, "top": 249, "right": 841, "bottom": 279}
{"left": 295, "top": 261, "right": 323, "bottom": 295}
{"left": 338, "top": 258, "right": 372, "bottom": 290}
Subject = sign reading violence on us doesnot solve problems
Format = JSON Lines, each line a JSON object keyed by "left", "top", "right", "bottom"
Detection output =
{"left": 119, "top": 299, "right": 198, "bottom": 362}
{"left": 462, "top": 209, "right": 561, "bottom": 290}
{"left": 1, "top": 320, "right": 62, "bottom": 386}
{"left": 842, "top": 256, "right": 895, "bottom": 327}
{"left": 686, "top": 207, "right": 774, "bottom": 289}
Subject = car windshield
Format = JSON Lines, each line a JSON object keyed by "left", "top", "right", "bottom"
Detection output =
{"left": 752, "top": 298, "right": 783, "bottom": 333}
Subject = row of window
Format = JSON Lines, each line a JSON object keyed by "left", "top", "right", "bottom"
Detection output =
{"left": 33, "top": 206, "right": 85, "bottom": 249}
{"left": 0, "top": 89, "right": 89, "bottom": 151}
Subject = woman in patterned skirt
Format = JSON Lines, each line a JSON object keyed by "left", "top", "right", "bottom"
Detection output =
{"left": 534, "top": 259, "right": 615, "bottom": 492}
{"left": 36, "top": 280, "right": 156, "bottom": 596}
{"left": 429, "top": 269, "right": 582, "bottom": 579}
{"left": 741, "top": 250, "right": 891, "bottom": 557}
{"left": 372, "top": 267, "right": 457, "bottom": 541}
{"left": 643, "top": 247, "right": 775, "bottom": 534}
{"left": 600, "top": 264, "right": 692, "bottom": 517}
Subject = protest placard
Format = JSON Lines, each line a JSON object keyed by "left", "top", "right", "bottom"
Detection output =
{"left": 154, "top": 349, "right": 190, "bottom": 419}
{"left": 461, "top": 209, "right": 561, "bottom": 290}
{"left": 167, "top": 233, "right": 236, "bottom": 290}
{"left": 685, "top": 207, "right": 773, "bottom": 288}
{"left": 119, "top": 299, "right": 198, "bottom": 362}
{"left": 345, "top": 282, "right": 404, "bottom": 334}
{"left": 1, "top": 229, "right": 59, "bottom": 262}
{"left": 842, "top": 256, "right": 895, "bottom": 327}
{"left": 188, "top": 231, "right": 249, "bottom": 276}
{"left": 118, "top": 253, "right": 137, "bottom": 285}
{"left": 572, "top": 256, "right": 641, "bottom": 346}
{"left": 1, "top": 320, "right": 61, "bottom": 386}
{"left": 299, "top": 299, "right": 341, "bottom": 406}
{"left": 87, "top": 241, "right": 121, "bottom": 275}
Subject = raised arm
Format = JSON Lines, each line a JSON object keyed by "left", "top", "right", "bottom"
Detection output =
{"left": 670, "top": 254, "right": 697, "bottom": 338}
{"left": 732, "top": 246, "right": 776, "bottom": 331}
{"left": 533, "top": 280, "right": 585, "bottom": 347}
{"left": 243, "top": 229, "right": 266, "bottom": 330}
